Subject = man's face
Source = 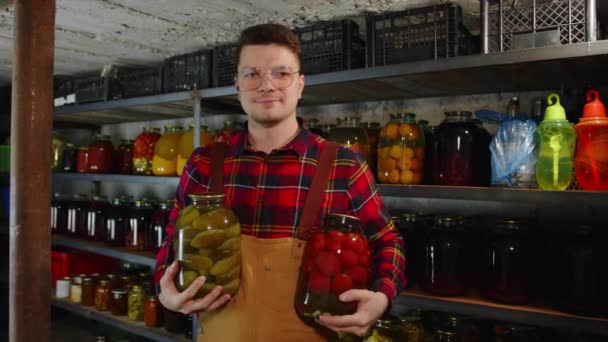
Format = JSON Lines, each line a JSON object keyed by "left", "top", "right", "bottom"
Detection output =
{"left": 236, "top": 44, "right": 304, "bottom": 126}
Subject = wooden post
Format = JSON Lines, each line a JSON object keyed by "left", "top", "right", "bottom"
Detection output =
{"left": 9, "top": 0, "right": 55, "bottom": 341}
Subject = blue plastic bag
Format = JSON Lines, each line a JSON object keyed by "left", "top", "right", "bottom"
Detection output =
{"left": 490, "top": 119, "right": 538, "bottom": 188}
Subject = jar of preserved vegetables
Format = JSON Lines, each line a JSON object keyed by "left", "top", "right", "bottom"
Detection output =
{"left": 480, "top": 219, "right": 535, "bottom": 305}
{"left": 86, "top": 195, "right": 110, "bottom": 241}
{"left": 111, "top": 289, "right": 128, "bottom": 316}
{"left": 88, "top": 134, "right": 115, "bottom": 174}
{"left": 81, "top": 277, "right": 95, "bottom": 306}
{"left": 174, "top": 193, "right": 241, "bottom": 298}
{"left": 151, "top": 200, "right": 172, "bottom": 251}
{"left": 144, "top": 296, "right": 162, "bottom": 327}
{"left": 152, "top": 125, "right": 183, "bottom": 176}
{"left": 94, "top": 279, "right": 111, "bottom": 311}
{"left": 133, "top": 127, "right": 161, "bottom": 175}
{"left": 177, "top": 124, "right": 214, "bottom": 176}
{"left": 421, "top": 216, "right": 470, "bottom": 296}
{"left": 128, "top": 285, "right": 145, "bottom": 321}
{"left": 126, "top": 200, "right": 155, "bottom": 251}
{"left": 51, "top": 192, "right": 68, "bottom": 235}
{"left": 105, "top": 196, "right": 132, "bottom": 247}
{"left": 66, "top": 194, "right": 89, "bottom": 237}
{"left": 76, "top": 147, "right": 89, "bottom": 173}
{"left": 52, "top": 132, "right": 67, "bottom": 172}
{"left": 115, "top": 139, "right": 134, "bottom": 174}
{"left": 295, "top": 214, "right": 370, "bottom": 318}
{"left": 70, "top": 276, "right": 83, "bottom": 303}
{"left": 328, "top": 116, "right": 370, "bottom": 161}
{"left": 433, "top": 111, "right": 491, "bottom": 186}
{"left": 62, "top": 143, "right": 77, "bottom": 172}
{"left": 378, "top": 113, "right": 425, "bottom": 185}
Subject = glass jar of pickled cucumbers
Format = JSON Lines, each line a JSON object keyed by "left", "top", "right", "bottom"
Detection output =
{"left": 173, "top": 193, "right": 241, "bottom": 298}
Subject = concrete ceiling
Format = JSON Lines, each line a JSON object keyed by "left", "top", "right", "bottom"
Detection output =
{"left": 0, "top": 0, "right": 480, "bottom": 86}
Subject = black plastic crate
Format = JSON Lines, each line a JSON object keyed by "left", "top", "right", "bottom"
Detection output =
{"left": 212, "top": 44, "right": 238, "bottom": 88}
{"left": 53, "top": 78, "right": 74, "bottom": 99}
{"left": 367, "top": 2, "right": 479, "bottom": 67}
{"left": 116, "top": 66, "right": 163, "bottom": 98}
{"left": 164, "top": 50, "right": 212, "bottom": 92}
{"left": 296, "top": 19, "right": 366, "bottom": 75}
{"left": 74, "top": 76, "right": 109, "bottom": 104}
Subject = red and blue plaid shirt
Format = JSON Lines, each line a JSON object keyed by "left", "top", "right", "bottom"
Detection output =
{"left": 154, "top": 128, "right": 406, "bottom": 301}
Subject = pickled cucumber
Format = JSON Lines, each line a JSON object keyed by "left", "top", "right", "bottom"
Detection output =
{"left": 198, "top": 248, "right": 214, "bottom": 257}
{"left": 201, "top": 282, "right": 217, "bottom": 295}
{"left": 182, "top": 254, "right": 213, "bottom": 271}
{"left": 190, "top": 229, "right": 226, "bottom": 249}
{"left": 216, "top": 238, "right": 240, "bottom": 258}
{"left": 222, "top": 278, "right": 240, "bottom": 296}
{"left": 174, "top": 239, "right": 198, "bottom": 258}
{"left": 177, "top": 226, "right": 200, "bottom": 240}
{"left": 215, "top": 266, "right": 240, "bottom": 285}
{"left": 175, "top": 206, "right": 200, "bottom": 228}
{"left": 192, "top": 208, "right": 238, "bottom": 230}
{"left": 224, "top": 224, "right": 241, "bottom": 238}
{"left": 210, "top": 252, "right": 241, "bottom": 276}
{"left": 180, "top": 270, "right": 199, "bottom": 289}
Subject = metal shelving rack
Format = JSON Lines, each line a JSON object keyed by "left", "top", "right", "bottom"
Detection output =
{"left": 51, "top": 40, "right": 608, "bottom": 338}
{"left": 51, "top": 296, "right": 190, "bottom": 342}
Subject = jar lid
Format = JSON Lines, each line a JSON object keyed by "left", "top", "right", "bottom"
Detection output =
{"left": 99, "top": 279, "right": 110, "bottom": 285}
{"left": 106, "top": 274, "right": 116, "bottom": 279}
{"left": 73, "top": 194, "right": 88, "bottom": 200}
{"left": 92, "top": 195, "right": 108, "bottom": 202}
{"left": 417, "top": 119, "right": 429, "bottom": 127}
{"left": 131, "top": 285, "right": 143, "bottom": 292}
{"left": 120, "top": 275, "right": 131, "bottom": 280}
{"left": 82, "top": 277, "right": 93, "bottom": 283}
{"left": 150, "top": 127, "right": 161, "bottom": 133}
{"left": 78, "top": 146, "right": 88, "bottom": 151}
{"left": 496, "top": 218, "right": 528, "bottom": 230}
{"left": 112, "top": 289, "right": 127, "bottom": 294}
{"left": 188, "top": 192, "right": 226, "bottom": 200}
{"left": 435, "top": 215, "right": 464, "bottom": 227}
{"left": 445, "top": 111, "right": 472, "bottom": 117}
{"left": 360, "top": 121, "right": 381, "bottom": 128}
{"left": 65, "top": 143, "right": 75, "bottom": 148}
{"left": 543, "top": 93, "right": 568, "bottom": 122}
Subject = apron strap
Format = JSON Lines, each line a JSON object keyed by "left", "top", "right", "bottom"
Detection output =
{"left": 210, "top": 142, "right": 227, "bottom": 193}
{"left": 296, "top": 142, "right": 339, "bottom": 240}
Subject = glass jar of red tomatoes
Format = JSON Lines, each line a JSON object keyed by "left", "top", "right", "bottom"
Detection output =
{"left": 88, "top": 134, "right": 115, "bottom": 174}
{"left": 115, "top": 139, "right": 134, "bottom": 174}
{"left": 76, "top": 147, "right": 89, "bottom": 173}
{"left": 133, "top": 127, "right": 161, "bottom": 175}
{"left": 295, "top": 213, "right": 370, "bottom": 318}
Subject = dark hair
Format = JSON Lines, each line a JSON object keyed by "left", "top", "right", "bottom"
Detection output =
{"left": 236, "top": 23, "right": 302, "bottom": 69}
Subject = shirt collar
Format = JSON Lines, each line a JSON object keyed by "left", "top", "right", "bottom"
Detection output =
{"left": 227, "top": 128, "right": 313, "bottom": 159}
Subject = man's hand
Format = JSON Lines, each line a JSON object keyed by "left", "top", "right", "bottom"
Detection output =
{"left": 158, "top": 261, "right": 231, "bottom": 314}
{"left": 315, "top": 289, "right": 389, "bottom": 337}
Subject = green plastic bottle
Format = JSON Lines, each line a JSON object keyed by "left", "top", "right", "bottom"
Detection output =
{"left": 535, "top": 93, "right": 576, "bottom": 190}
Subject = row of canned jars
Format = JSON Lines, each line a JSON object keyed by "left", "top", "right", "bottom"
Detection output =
{"left": 364, "top": 309, "right": 594, "bottom": 342}
{"left": 56, "top": 272, "right": 183, "bottom": 332}
{"left": 52, "top": 120, "right": 245, "bottom": 177}
{"left": 394, "top": 213, "right": 608, "bottom": 318}
{"left": 307, "top": 111, "right": 491, "bottom": 186}
{"left": 50, "top": 193, "right": 173, "bottom": 252}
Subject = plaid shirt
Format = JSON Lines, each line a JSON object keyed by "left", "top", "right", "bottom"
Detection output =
{"left": 154, "top": 128, "right": 406, "bottom": 301}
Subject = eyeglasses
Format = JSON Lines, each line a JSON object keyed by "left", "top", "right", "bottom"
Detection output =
{"left": 236, "top": 66, "right": 300, "bottom": 91}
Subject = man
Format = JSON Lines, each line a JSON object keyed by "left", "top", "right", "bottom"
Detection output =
{"left": 155, "top": 23, "right": 406, "bottom": 341}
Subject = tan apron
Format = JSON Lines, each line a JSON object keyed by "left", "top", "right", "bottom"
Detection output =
{"left": 197, "top": 142, "right": 339, "bottom": 342}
